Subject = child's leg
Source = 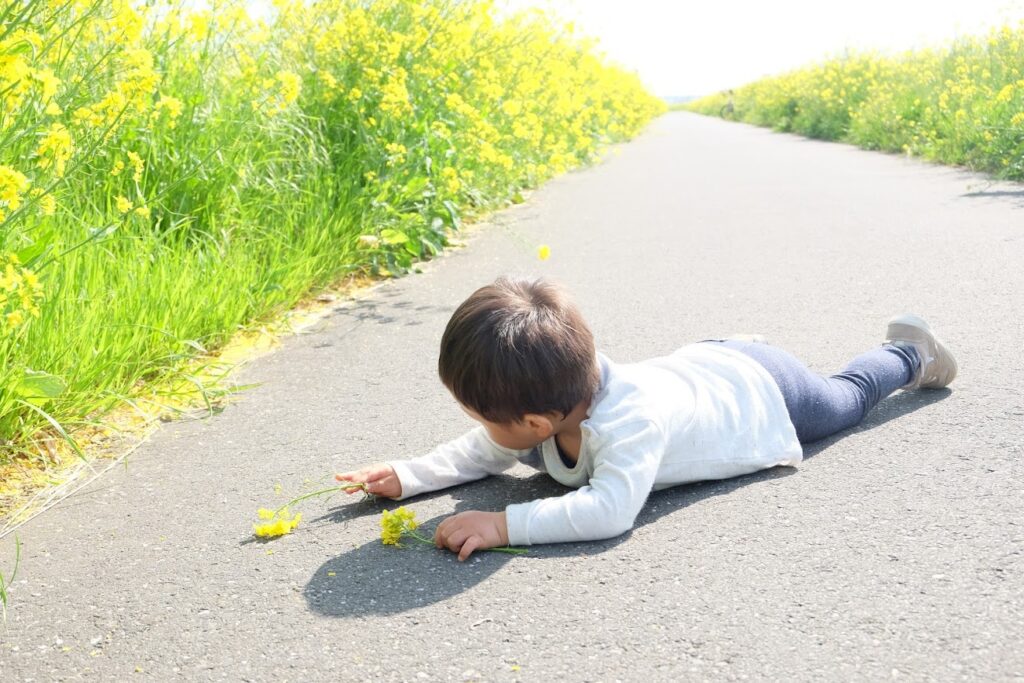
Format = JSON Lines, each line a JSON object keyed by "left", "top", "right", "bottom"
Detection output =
{"left": 707, "top": 339, "right": 920, "bottom": 443}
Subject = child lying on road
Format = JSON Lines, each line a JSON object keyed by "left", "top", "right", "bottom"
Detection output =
{"left": 336, "top": 277, "right": 957, "bottom": 560}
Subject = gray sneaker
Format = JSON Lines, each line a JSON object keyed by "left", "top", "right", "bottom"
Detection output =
{"left": 885, "top": 314, "right": 958, "bottom": 390}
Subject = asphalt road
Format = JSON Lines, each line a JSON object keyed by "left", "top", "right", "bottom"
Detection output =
{"left": 1, "top": 111, "right": 1022, "bottom": 682}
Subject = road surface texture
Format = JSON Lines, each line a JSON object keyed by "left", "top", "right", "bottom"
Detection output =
{"left": 1, "top": 112, "right": 1021, "bottom": 681}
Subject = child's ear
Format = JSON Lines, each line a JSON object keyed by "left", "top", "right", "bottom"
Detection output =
{"left": 523, "top": 413, "right": 555, "bottom": 439}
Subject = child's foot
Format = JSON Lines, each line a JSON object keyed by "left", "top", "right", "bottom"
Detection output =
{"left": 885, "top": 314, "right": 958, "bottom": 389}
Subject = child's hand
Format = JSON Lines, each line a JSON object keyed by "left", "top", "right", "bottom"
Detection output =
{"left": 434, "top": 510, "right": 509, "bottom": 562}
{"left": 334, "top": 464, "right": 402, "bottom": 499}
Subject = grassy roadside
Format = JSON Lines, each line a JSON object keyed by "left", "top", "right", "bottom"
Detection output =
{"left": 0, "top": 202, "right": 518, "bottom": 526}
{"left": 684, "top": 22, "right": 1024, "bottom": 180}
{"left": 0, "top": 267, "right": 384, "bottom": 529}
{"left": 0, "top": 0, "right": 666, "bottom": 494}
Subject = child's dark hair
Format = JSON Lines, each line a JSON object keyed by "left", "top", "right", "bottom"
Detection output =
{"left": 439, "top": 276, "right": 600, "bottom": 423}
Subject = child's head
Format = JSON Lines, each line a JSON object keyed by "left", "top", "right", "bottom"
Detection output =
{"left": 439, "top": 276, "right": 599, "bottom": 444}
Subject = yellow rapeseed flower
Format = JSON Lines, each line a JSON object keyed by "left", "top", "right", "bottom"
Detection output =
{"left": 0, "top": 252, "right": 42, "bottom": 331}
{"left": 35, "top": 124, "right": 74, "bottom": 177}
{"left": 0, "top": 52, "right": 32, "bottom": 112}
{"left": 0, "top": 260, "right": 22, "bottom": 291}
{"left": 440, "top": 167, "right": 461, "bottom": 194}
{"left": 127, "top": 152, "right": 144, "bottom": 183}
{"left": 30, "top": 188, "right": 56, "bottom": 216}
{"left": 22, "top": 269, "right": 38, "bottom": 291}
{"left": 319, "top": 71, "right": 338, "bottom": 93}
{"left": 380, "top": 506, "right": 418, "bottom": 546}
{"left": 115, "top": 195, "right": 133, "bottom": 213}
{"left": 379, "top": 75, "right": 411, "bottom": 115}
{"left": 276, "top": 70, "right": 301, "bottom": 105}
{"left": 0, "top": 165, "right": 29, "bottom": 213}
{"left": 430, "top": 121, "right": 450, "bottom": 139}
{"left": 152, "top": 95, "right": 183, "bottom": 127}
{"left": 187, "top": 11, "right": 210, "bottom": 42}
{"left": 32, "top": 68, "right": 61, "bottom": 101}
{"left": 384, "top": 142, "right": 406, "bottom": 166}
{"left": 501, "top": 100, "right": 522, "bottom": 117}
{"left": 118, "top": 48, "right": 159, "bottom": 109}
{"left": 108, "top": 0, "right": 145, "bottom": 43}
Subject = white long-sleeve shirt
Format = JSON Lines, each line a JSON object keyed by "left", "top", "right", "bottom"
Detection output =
{"left": 388, "top": 343, "right": 802, "bottom": 546}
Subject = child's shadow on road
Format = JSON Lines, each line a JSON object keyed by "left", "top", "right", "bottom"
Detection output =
{"left": 303, "top": 466, "right": 793, "bottom": 618}
{"left": 303, "top": 388, "right": 950, "bottom": 618}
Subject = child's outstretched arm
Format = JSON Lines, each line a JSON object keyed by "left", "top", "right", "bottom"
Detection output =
{"left": 335, "top": 426, "right": 532, "bottom": 501}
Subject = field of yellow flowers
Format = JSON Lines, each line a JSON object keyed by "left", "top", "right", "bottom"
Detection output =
{"left": 686, "top": 22, "right": 1024, "bottom": 179}
{"left": 0, "top": 0, "right": 664, "bottom": 470}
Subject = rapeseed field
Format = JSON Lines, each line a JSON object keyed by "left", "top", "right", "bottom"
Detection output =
{"left": 0, "top": 0, "right": 665, "bottom": 474}
{"left": 687, "top": 22, "right": 1024, "bottom": 179}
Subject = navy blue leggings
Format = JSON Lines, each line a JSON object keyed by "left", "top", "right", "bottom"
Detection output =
{"left": 704, "top": 340, "right": 919, "bottom": 443}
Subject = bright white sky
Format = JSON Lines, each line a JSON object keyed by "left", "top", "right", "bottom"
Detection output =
{"left": 502, "top": 0, "right": 1024, "bottom": 97}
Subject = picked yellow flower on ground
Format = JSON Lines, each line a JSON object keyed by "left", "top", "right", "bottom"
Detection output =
{"left": 380, "top": 506, "right": 418, "bottom": 546}
{"left": 253, "top": 506, "right": 302, "bottom": 538}
{"left": 537, "top": 244, "right": 551, "bottom": 261}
